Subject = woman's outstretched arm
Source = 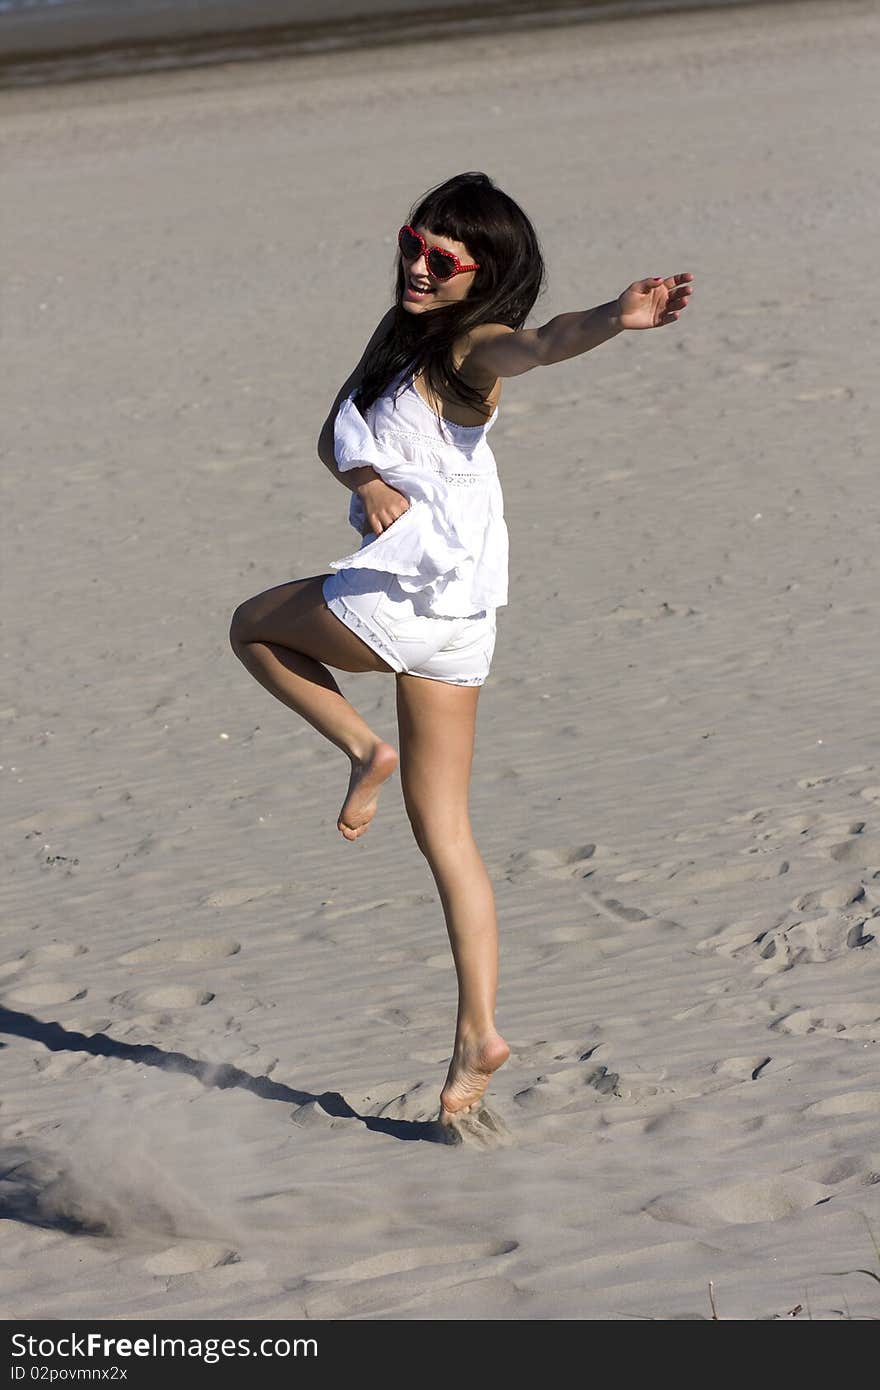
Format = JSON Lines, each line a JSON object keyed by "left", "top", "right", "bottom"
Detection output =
{"left": 461, "top": 273, "right": 695, "bottom": 379}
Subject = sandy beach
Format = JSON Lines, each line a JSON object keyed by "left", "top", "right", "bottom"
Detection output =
{"left": 2, "top": 0, "right": 879, "bottom": 1320}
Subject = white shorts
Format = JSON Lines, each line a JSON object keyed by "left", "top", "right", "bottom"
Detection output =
{"left": 322, "top": 570, "right": 496, "bottom": 687}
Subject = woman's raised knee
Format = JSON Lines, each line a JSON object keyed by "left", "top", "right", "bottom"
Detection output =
{"left": 229, "top": 599, "right": 257, "bottom": 649}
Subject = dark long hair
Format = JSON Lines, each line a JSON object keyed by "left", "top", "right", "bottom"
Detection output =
{"left": 354, "top": 171, "right": 546, "bottom": 422}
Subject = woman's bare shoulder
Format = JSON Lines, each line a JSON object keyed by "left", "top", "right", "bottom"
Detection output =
{"left": 453, "top": 323, "right": 514, "bottom": 390}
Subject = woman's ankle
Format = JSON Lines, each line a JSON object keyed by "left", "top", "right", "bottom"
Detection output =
{"left": 455, "top": 1021, "right": 503, "bottom": 1048}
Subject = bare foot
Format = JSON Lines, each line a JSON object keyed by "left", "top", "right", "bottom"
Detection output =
{"left": 338, "top": 740, "right": 398, "bottom": 840}
{"left": 439, "top": 1030, "right": 510, "bottom": 1125}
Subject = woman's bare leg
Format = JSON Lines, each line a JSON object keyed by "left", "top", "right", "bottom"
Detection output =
{"left": 395, "top": 673, "right": 509, "bottom": 1123}
{"left": 230, "top": 575, "right": 398, "bottom": 840}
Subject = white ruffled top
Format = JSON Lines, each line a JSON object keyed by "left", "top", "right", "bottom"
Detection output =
{"left": 327, "top": 364, "right": 508, "bottom": 618}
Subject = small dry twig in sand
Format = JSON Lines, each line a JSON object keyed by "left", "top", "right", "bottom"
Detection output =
{"left": 818, "top": 1218, "right": 880, "bottom": 1319}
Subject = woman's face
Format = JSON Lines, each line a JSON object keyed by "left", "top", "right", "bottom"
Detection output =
{"left": 400, "top": 224, "right": 478, "bottom": 314}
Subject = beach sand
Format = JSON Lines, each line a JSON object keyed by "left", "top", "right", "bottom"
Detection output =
{"left": 2, "top": 0, "right": 879, "bottom": 1320}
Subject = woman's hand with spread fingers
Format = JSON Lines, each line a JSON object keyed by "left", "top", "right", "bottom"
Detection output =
{"left": 356, "top": 477, "right": 411, "bottom": 536}
{"left": 616, "top": 273, "right": 694, "bottom": 330}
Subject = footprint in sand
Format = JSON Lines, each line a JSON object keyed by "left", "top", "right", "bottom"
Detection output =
{"left": 228, "top": 1042, "right": 278, "bottom": 1076}
{"left": 0, "top": 956, "right": 29, "bottom": 981}
{"left": 739, "top": 810, "right": 825, "bottom": 843}
{"left": 792, "top": 819, "right": 874, "bottom": 860}
{"left": 4, "top": 981, "right": 87, "bottom": 1006}
{"left": 697, "top": 874, "right": 878, "bottom": 968}
{"left": 111, "top": 986, "right": 215, "bottom": 1010}
{"left": 794, "top": 881, "right": 877, "bottom": 913}
{"left": 666, "top": 859, "right": 790, "bottom": 892}
{"left": 506, "top": 846, "right": 662, "bottom": 895}
{"left": 583, "top": 892, "right": 681, "bottom": 930}
{"left": 709, "top": 1055, "right": 775, "bottom": 1084}
{"left": 315, "top": 892, "right": 434, "bottom": 922}
{"left": 58, "top": 1014, "right": 112, "bottom": 1038}
{"left": 828, "top": 829, "right": 880, "bottom": 869}
{"left": 40, "top": 943, "right": 89, "bottom": 963}
{"left": 805, "top": 1092, "right": 880, "bottom": 1118}
{"left": 725, "top": 808, "right": 879, "bottom": 872}
{"left": 118, "top": 938, "right": 240, "bottom": 965}
{"left": 797, "top": 1154, "right": 880, "bottom": 1190}
{"left": 0, "top": 944, "right": 88, "bottom": 980}
{"left": 145, "top": 1244, "right": 239, "bottom": 1276}
{"left": 504, "top": 844, "right": 606, "bottom": 880}
{"left": 439, "top": 1106, "right": 514, "bottom": 1148}
{"left": 300, "top": 1239, "right": 519, "bottom": 1316}
{"left": 582, "top": 892, "right": 649, "bottom": 923}
{"left": 366, "top": 1006, "right": 411, "bottom": 1029}
{"left": 202, "top": 883, "right": 295, "bottom": 908}
{"left": 795, "top": 767, "right": 875, "bottom": 793}
{"left": 365, "top": 1080, "right": 436, "bottom": 1122}
{"left": 714, "top": 902, "right": 876, "bottom": 974}
{"left": 306, "top": 1238, "right": 518, "bottom": 1284}
{"left": 579, "top": 890, "right": 683, "bottom": 933}
{"left": 672, "top": 995, "right": 779, "bottom": 1026}
{"left": 508, "top": 1037, "right": 603, "bottom": 1067}
{"left": 601, "top": 601, "right": 698, "bottom": 624}
{"left": 672, "top": 827, "right": 714, "bottom": 845}
{"left": 424, "top": 952, "right": 455, "bottom": 970}
{"left": 290, "top": 1099, "right": 340, "bottom": 1130}
{"left": 544, "top": 925, "right": 595, "bottom": 945}
{"left": 645, "top": 1174, "right": 831, "bottom": 1227}
{"left": 771, "top": 1003, "right": 880, "bottom": 1042}
{"left": 32, "top": 1053, "right": 92, "bottom": 1079}
{"left": 513, "top": 1055, "right": 621, "bottom": 1114}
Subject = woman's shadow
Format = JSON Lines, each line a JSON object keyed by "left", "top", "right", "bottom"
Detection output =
{"left": 0, "top": 1004, "right": 456, "bottom": 1153}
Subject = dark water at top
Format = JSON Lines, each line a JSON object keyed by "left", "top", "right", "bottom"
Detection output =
{"left": 0, "top": 0, "right": 795, "bottom": 87}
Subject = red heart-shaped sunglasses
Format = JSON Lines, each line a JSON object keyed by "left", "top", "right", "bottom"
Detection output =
{"left": 398, "top": 225, "right": 480, "bottom": 281}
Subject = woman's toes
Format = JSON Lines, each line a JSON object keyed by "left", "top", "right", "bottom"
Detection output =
{"left": 337, "top": 740, "right": 398, "bottom": 839}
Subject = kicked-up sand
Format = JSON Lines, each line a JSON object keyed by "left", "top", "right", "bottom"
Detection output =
{"left": 1, "top": 0, "right": 879, "bottom": 1320}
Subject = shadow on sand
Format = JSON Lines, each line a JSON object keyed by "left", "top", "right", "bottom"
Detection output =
{"left": 0, "top": 1004, "right": 456, "bottom": 1153}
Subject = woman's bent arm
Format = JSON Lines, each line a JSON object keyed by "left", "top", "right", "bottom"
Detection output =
{"left": 317, "top": 305, "right": 397, "bottom": 479}
{"left": 315, "top": 305, "right": 411, "bottom": 532}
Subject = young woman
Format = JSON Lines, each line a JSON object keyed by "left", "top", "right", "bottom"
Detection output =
{"left": 230, "top": 172, "right": 693, "bottom": 1128}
